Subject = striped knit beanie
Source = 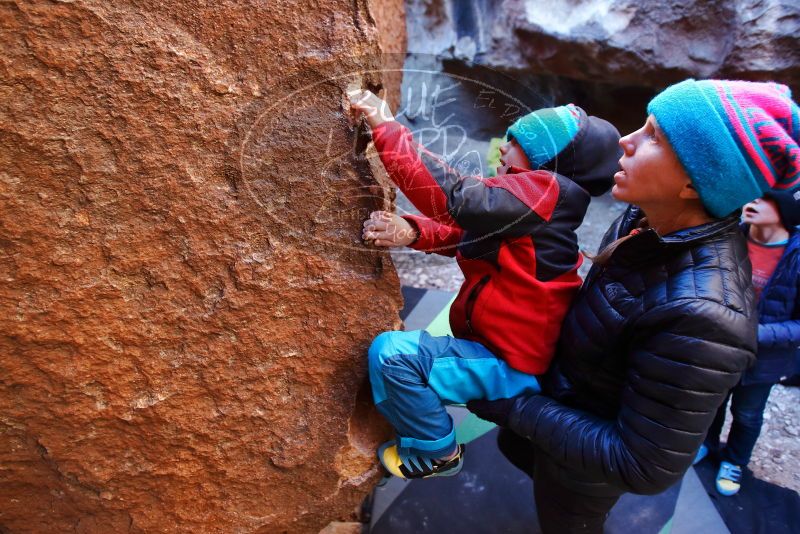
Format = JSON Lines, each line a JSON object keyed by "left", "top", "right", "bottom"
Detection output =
{"left": 506, "top": 104, "right": 581, "bottom": 169}
{"left": 647, "top": 79, "right": 800, "bottom": 218}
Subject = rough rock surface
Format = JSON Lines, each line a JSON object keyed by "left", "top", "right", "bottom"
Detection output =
{"left": 0, "top": 1, "right": 405, "bottom": 532}
{"left": 369, "top": 0, "right": 407, "bottom": 111}
{"left": 408, "top": 0, "right": 800, "bottom": 92}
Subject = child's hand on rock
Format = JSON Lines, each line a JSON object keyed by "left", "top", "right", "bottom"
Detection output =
{"left": 349, "top": 90, "right": 395, "bottom": 130}
{"left": 362, "top": 211, "right": 417, "bottom": 247}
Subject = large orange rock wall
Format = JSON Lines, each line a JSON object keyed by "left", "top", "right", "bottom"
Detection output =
{"left": 0, "top": 1, "right": 405, "bottom": 532}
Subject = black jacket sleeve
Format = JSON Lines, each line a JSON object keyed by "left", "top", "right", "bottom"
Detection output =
{"left": 506, "top": 298, "right": 756, "bottom": 494}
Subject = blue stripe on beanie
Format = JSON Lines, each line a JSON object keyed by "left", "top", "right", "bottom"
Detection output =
{"left": 506, "top": 105, "right": 581, "bottom": 168}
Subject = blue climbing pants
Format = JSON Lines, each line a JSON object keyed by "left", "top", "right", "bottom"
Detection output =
{"left": 368, "top": 330, "right": 541, "bottom": 458}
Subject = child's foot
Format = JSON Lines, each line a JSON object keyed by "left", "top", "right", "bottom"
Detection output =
{"left": 715, "top": 461, "right": 742, "bottom": 496}
{"left": 377, "top": 440, "right": 464, "bottom": 479}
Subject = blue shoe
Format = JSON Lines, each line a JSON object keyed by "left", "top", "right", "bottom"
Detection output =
{"left": 377, "top": 440, "right": 464, "bottom": 480}
{"left": 716, "top": 461, "right": 742, "bottom": 496}
{"left": 693, "top": 444, "right": 709, "bottom": 465}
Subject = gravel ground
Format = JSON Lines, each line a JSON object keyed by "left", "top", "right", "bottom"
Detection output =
{"left": 727, "top": 384, "right": 800, "bottom": 491}
{"left": 389, "top": 191, "right": 800, "bottom": 493}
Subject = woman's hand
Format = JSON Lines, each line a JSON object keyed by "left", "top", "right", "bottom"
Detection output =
{"left": 467, "top": 396, "right": 527, "bottom": 428}
{"left": 362, "top": 211, "right": 417, "bottom": 247}
{"left": 348, "top": 89, "right": 395, "bottom": 130}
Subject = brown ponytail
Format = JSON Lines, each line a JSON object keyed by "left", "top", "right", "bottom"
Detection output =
{"left": 583, "top": 218, "right": 650, "bottom": 267}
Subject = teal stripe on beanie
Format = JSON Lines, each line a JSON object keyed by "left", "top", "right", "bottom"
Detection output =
{"left": 647, "top": 80, "right": 763, "bottom": 218}
{"left": 506, "top": 105, "right": 581, "bottom": 168}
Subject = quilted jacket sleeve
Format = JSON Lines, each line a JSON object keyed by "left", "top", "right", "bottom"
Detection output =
{"left": 758, "top": 320, "right": 800, "bottom": 349}
{"left": 506, "top": 298, "right": 757, "bottom": 495}
{"left": 757, "top": 255, "right": 800, "bottom": 349}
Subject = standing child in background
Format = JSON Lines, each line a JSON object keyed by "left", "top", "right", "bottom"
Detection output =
{"left": 700, "top": 189, "right": 800, "bottom": 496}
{"left": 350, "top": 89, "right": 620, "bottom": 479}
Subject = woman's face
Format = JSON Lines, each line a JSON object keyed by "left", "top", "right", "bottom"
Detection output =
{"left": 742, "top": 197, "right": 781, "bottom": 227}
{"left": 613, "top": 115, "right": 693, "bottom": 207}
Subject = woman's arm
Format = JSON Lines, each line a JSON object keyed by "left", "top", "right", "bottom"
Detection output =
{"left": 484, "top": 298, "right": 756, "bottom": 495}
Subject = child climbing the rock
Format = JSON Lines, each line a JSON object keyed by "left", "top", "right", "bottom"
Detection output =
{"left": 350, "top": 89, "right": 621, "bottom": 479}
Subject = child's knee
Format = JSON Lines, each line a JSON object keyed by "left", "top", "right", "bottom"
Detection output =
{"left": 368, "top": 330, "right": 423, "bottom": 372}
{"left": 368, "top": 331, "right": 422, "bottom": 405}
{"left": 368, "top": 331, "right": 396, "bottom": 370}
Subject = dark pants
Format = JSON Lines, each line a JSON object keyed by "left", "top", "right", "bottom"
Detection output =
{"left": 497, "top": 429, "right": 620, "bottom": 534}
{"left": 706, "top": 382, "right": 773, "bottom": 466}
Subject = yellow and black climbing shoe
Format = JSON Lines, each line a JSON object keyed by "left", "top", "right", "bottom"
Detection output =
{"left": 377, "top": 440, "right": 464, "bottom": 479}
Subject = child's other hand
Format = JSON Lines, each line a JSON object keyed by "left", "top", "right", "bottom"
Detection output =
{"left": 362, "top": 211, "right": 417, "bottom": 247}
{"left": 348, "top": 90, "right": 395, "bottom": 129}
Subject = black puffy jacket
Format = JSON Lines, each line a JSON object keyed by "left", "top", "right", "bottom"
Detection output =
{"left": 505, "top": 205, "right": 757, "bottom": 496}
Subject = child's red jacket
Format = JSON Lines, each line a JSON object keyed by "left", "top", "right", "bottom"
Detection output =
{"left": 372, "top": 117, "right": 620, "bottom": 374}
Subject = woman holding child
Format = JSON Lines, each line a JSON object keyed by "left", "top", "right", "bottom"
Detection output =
{"left": 355, "top": 79, "right": 800, "bottom": 532}
{"left": 467, "top": 79, "right": 799, "bottom": 532}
